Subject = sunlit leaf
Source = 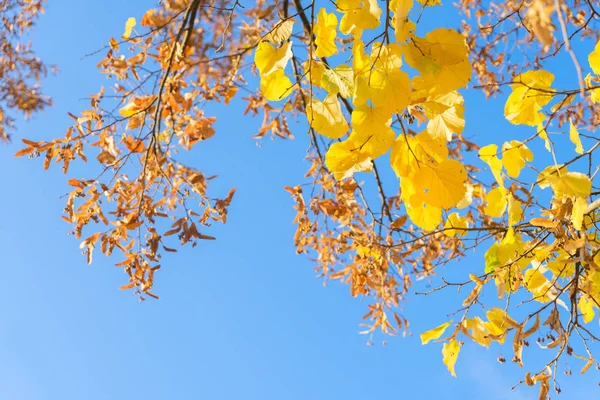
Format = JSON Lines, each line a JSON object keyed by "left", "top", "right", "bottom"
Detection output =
{"left": 442, "top": 339, "right": 460, "bottom": 377}
{"left": 421, "top": 320, "right": 453, "bottom": 344}
{"left": 123, "top": 17, "right": 136, "bottom": 39}
{"left": 569, "top": 119, "right": 584, "bottom": 155}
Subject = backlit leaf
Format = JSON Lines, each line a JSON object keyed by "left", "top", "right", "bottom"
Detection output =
{"left": 569, "top": 119, "right": 584, "bottom": 155}
{"left": 337, "top": 0, "right": 382, "bottom": 36}
{"left": 391, "top": 0, "right": 415, "bottom": 42}
{"left": 314, "top": 9, "right": 338, "bottom": 58}
{"left": 322, "top": 65, "right": 354, "bottom": 98}
{"left": 265, "top": 20, "right": 294, "bottom": 43}
{"left": 254, "top": 41, "right": 293, "bottom": 76}
{"left": 578, "top": 295, "right": 595, "bottom": 324}
{"left": 444, "top": 212, "right": 468, "bottom": 237}
{"left": 479, "top": 144, "right": 504, "bottom": 187}
{"left": 307, "top": 94, "right": 349, "bottom": 139}
{"left": 413, "top": 159, "right": 467, "bottom": 209}
{"left": 123, "top": 17, "right": 136, "bottom": 39}
{"left": 421, "top": 320, "right": 453, "bottom": 344}
{"left": 504, "top": 70, "right": 554, "bottom": 126}
{"left": 502, "top": 140, "right": 533, "bottom": 178}
{"left": 442, "top": 339, "right": 460, "bottom": 377}
{"left": 484, "top": 187, "right": 507, "bottom": 218}
{"left": 260, "top": 69, "right": 292, "bottom": 101}
{"left": 424, "top": 91, "right": 465, "bottom": 141}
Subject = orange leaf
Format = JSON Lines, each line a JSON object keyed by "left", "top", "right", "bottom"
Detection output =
{"left": 43, "top": 150, "right": 52, "bottom": 170}
{"left": 14, "top": 147, "right": 35, "bottom": 157}
{"left": 124, "top": 136, "right": 145, "bottom": 153}
{"left": 21, "top": 138, "right": 41, "bottom": 146}
{"left": 120, "top": 282, "right": 137, "bottom": 290}
{"left": 529, "top": 218, "right": 557, "bottom": 228}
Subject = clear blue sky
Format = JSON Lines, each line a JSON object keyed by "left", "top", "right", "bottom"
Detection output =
{"left": 0, "top": 1, "right": 598, "bottom": 399}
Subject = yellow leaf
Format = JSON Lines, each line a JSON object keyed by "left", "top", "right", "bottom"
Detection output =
{"left": 420, "top": 320, "right": 453, "bottom": 344}
{"left": 533, "top": 241, "right": 557, "bottom": 262}
{"left": 352, "top": 105, "right": 391, "bottom": 135}
{"left": 547, "top": 250, "right": 575, "bottom": 278}
{"left": 306, "top": 59, "right": 325, "bottom": 88}
{"left": 314, "top": 9, "right": 338, "bottom": 58}
{"left": 265, "top": 19, "right": 294, "bottom": 43}
{"left": 541, "top": 170, "right": 592, "bottom": 198}
{"left": 307, "top": 94, "right": 349, "bottom": 139}
{"left": 390, "top": 132, "right": 447, "bottom": 180}
{"left": 391, "top": 0, "right": 415, "bottom": 42}
{"left": 508, "top": 193, "right": 523, "bottom": 226}
{"left": 578, "top": 295, "right": 596, "bottom": 324}
{"left": 504, "top": 70, "right": 554, "bottom": 126}
{"left": 119, "top": 102, "right": 138, "bottom": 118}
{"left": 322, "top": 64, "right": 354, "bottom": 98}
{"left": 502, "top": 140, "right": 533, "bottom": 178}
{"left": 538, "top": 123, "right": 552, "bottom": 152}
{"left": 484, "top": 187, "right": 507, "bottom": 218}
{"left": 424, "top": 91, "right": 465, "bottom": 141}
{"left": 551, "top": 93, "right": 575, "bottom": 113}
{"left": 325, "top": 140, "right": 372, "bottom": 179}
{"left": 337, "top": 0, "right": 382, "bottom": 36}
{"left": 350, "top": 128, "right": 395, "bottom": 160}
{"left": 254, "top": 41, "right": 293, "bottom": 76}
{"left": 569, "top": 118, "right": 584, "bottom": 155}
{"left": 585, "top": 73, "right": 600, "bottom": 104}
{"left": 497, "top": 228, "right": 528, "bottom": 268}
{"left": 123, "top": 17, "right": 136, "bottom": 39}
{"left": 589, "top": 40, "right": 600, "bottom": 76}
{"left": 444, "top": 212, "right": 468, "bottom": 237}
{"left": 406, "top": 200, "right": 442, "bottom": 231}
{"left": 370, "top": 42, "right": 403, "bottom": 70}
{"left": 260, "top": 69, "right": 292, "bottom": 101}
{"left": 354, "top": 43, "right": 408, "bottom": 112}
{"left": 479, "top": 144, "right": 504, "bottom": 187}
{"left": 403, "top": 28, "right": 471, "bottom": 95}
{"left": 456, "top": 183, "right": 474, "bottom": 209}
{"left": 415, "top": 131, "right": 448, "bottom": 162}
{"left": 442, "top": 339, "right": 461, "bottom": 378}
{"left": 572, "top": 196, "right": 587, "bottom": 231}
{"left": 356, "top": 246, "right": 377, "bottom": 258}
{"left": 524, "top": 267, "right": 553, "bottom": 302}
{"left": 484, "top": 308, "right": 515, "bottom": 341}
{"left": 352, "top": 39, "right": 371, "bottom": 76}
{"left": 462, "top": 317, "right": 491, "bottom": 347}
{"left": 118, "top": 96, "right": 154, "bottom": 118}
{"left": 390, "top": 134, "right": 418, "bottom": 178}
{"left": 413, "top": 159, "right": 467, "bottom": 209}
{"left": 361, "top": 69, "right": 411, "bottom": 114}
{"left": 403, "top": 29, "right": 470, "bottom": 75}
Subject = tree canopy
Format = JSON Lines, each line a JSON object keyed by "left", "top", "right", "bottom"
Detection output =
{"left": 5, "top": 0, "right": 600, "bottom": 397}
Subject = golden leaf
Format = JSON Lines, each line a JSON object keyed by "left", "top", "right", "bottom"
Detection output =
{"left": 420, "top": 320, "right": 453, "bottom": 344}
{"left": 442, "top": 339, "right": 461, "bottom": 377}
{"left": 123, "top": 17, "right": 136, "bottom": 39}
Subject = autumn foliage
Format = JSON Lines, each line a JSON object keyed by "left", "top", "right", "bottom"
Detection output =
{"left": 0, "top": 0, "right": 51, "bottom": 141}
{"left": 6, "top": 0, "right": 600, "bottom": 397}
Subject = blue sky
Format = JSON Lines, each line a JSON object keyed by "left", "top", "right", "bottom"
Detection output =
{"left": 0, "top": 1, "right": 599, "bottom": 399}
